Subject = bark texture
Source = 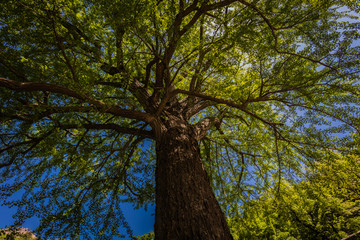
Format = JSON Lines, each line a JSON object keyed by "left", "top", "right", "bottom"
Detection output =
{"left": 155, "top": 119, "right": 233, "bottom": 240}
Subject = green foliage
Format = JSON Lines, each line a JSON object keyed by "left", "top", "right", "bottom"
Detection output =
{"left": 229, "top": 154, "right": 360, "bottom": 240}
{"left": 0, "top": 234, "right": 32, "bottom": 240}
{"left": 0, "top": 0, "right": 359, "bottom": 239}
{"left": 0, "top": 227, "right": 67, "bottom": 239}
{"left": 134, "top": 232, "right": 154, "bottom": 240}
{"left": 0, "top": 228, "right": 34, "bottom": 240}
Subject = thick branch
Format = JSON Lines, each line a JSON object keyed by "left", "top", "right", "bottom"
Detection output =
{"left": 130, "top": 79, "right": 157, "bottom": 113}
{"left": 162, "top": 0, "right": 237, "bottom": 87}
{"left": 0, "top": 77, "right": 155, "bottom": 123}
{"left": 115, "top": 26, "right": 125, "bottom": 69}
{"left": 0, "top": 77, "right": 86, "bottom": 100}
{"left": 193, "top": 117, "right": 221, "bottom": 141}
{"left": 98, "top": 65, "right": 155, "bottom": 113}
{"left": 176, "top": 88, "right": 282, "bottom": 126}
{"left": 145, "top": 57, "right": 158, "bottom": 89}
{"left": 185, "top": 100, "right": 213, "bottom": 120}
{"left": 167, "top": 0, "right": 237, "bottom": 59}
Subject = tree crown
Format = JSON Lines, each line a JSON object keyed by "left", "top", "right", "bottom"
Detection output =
{"left": 0, "top": 0, "right": 359, "bottom": 238}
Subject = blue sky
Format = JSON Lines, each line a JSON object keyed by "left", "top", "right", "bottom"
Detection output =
{"left": 0, "top": 203, "right": 155, "bottom": 239}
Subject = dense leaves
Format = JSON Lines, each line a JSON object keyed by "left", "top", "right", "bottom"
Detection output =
{"left": 0, "top": 0, "right": 359, "bottom": 239}
{"left": 229, "top": 154, "right": 360, "bottom": 240}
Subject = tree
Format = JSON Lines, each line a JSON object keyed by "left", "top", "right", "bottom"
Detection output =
{"left": 0, "top": 0, "right": 359, "bottom": 239}
{"left": 1, "top": 227, "right": 37, "bottom": 240}
{"left": 228, "top": 154, "right": 360, "bottom": 240}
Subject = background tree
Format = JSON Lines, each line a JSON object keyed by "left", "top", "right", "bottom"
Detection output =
{"left": 1, "top": 227, "right": 38, "bottom": 240}
{"left": 0, "top": 0, "right": 359, "bottom": 239}
{"left": 229, "top": 153, "right": 360, "bottom": 240}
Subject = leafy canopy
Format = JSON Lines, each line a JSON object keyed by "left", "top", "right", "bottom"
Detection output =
{"left": 0, "top": 0, "right": 359, "bottom": 239}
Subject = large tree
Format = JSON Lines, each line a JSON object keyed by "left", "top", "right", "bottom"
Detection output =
{"left": 0, "top": 0, "right": 359, "bottom": 239}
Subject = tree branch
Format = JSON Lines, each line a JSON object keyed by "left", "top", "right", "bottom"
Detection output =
{"left": 341, "top": 230, "right": 360, "bottom": 240}
{"left": 98, "top": 65, "right": 156, "bottom": 113}
{"left": 0, "top": 77, "right": 155, "bottom": 123}
{"left": 193, "top": 116, "right": 222, "bottom": 141}
{"left": 273, "top": 97, "right": 359, "bottom": 134}
{"left": 0, "top": 58, "right": 28, "bottom": 82}
{"left": 0, "top": 77, "right": 86, "bottom": 100}
{"left": 60, "top": 123, "right": 154, "bottom": 139}
{"left": 0, "top": 129, "right": 54, "bottom": 168}
{"left": 176, "top": 89, "right": 245, "bottom": 109}
{"left": 237, "top": 0, "right": 335, "bottom": 70}
{"left": 51, "top": 17, "right": 78, "bottom": 83}
{"left": 175, "top": 88, "right": 282, "bottom": 126}
{"left": 1, "top": 105, "right": 95, "bottom": 122}
{"left": 185, "top": 100, "right": 213, "bottom": 120}
{"left": 161, "top": 0, "right": 237, "bottom": 89}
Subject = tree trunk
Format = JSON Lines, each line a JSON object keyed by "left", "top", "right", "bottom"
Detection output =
{"left": 154, "top": 122, "right": 233, "bottom": 240}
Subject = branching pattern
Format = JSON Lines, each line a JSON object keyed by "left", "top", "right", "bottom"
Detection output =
{"left": 0, "top": 0, "right": 359, "bottom": 239}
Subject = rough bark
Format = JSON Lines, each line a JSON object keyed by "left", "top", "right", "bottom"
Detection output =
{"left": 155, "top": 120, "right": 233, "bottom": 240}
